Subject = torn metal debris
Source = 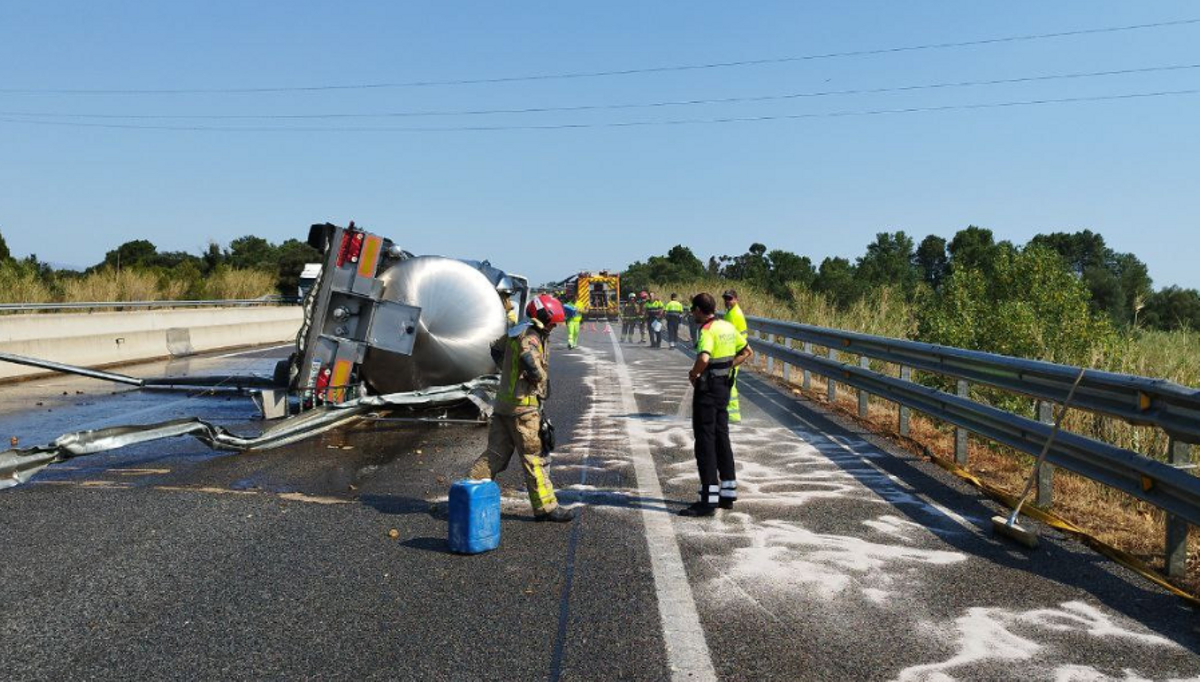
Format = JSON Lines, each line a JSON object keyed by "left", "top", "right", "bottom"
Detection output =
{"left": 0, "top": 376, "right": 498, "bottom": 490}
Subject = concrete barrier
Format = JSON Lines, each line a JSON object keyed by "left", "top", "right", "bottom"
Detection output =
{"left": 0, "top": 306, "right": 303, "bottom": 381}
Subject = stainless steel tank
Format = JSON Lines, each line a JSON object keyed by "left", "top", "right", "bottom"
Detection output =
{"left": 361, "top": 256, "right": 507, "bottom": 394}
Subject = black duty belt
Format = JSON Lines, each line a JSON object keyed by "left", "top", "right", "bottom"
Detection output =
{"left": 707, "top": 359, "right": 734, "bottom": 377}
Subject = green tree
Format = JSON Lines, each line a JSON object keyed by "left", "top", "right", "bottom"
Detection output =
{"left": 947, "top": 226, "right": 1001, "bottom": 275}
{"left": 99, "top": 239, "right": 158, "bottom": 270}
{"left": 856, "top": 231, "right": 918, "bottom": 294}
{"left": 227, "top": 235, "right": 278, "bottom": 271}
{"left": 914, "top": 234, "right": 948, "bottom": 288}
{"left": 1029, "top": 230, "right": 1153, "bottom": 325}
{"left": 0, "top": 227, "right": 10, "bottom": 262}
{"left": 276, "top": 238, "right": 323, "bottom": 296}
{"left": 1141, "top": 286, "right": 1200, "bottom": 331}
{"left": 622, "top": 244, "right": 706, "bottom": 293}
{"left": 918, "top": 244, "right": 1113, "bottom": 366}
{"left": 767, "top": 249, "right": 816, "bottom": 290}
{"left": 202, "top": 241, "right": 225, "bottom": 274}
{"left": 812, "top": 257, "right": 861, "bottom": 308}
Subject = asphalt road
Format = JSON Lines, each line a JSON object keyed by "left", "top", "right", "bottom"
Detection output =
{"left": 0, "top": 332, "right": 1197, "bottom": 681}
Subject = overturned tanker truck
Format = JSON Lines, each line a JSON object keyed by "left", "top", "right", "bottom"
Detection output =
{"left": 0, "top": 222, "right": 529, "bottom": 490}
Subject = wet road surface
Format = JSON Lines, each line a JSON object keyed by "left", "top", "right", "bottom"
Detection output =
{"left": 0, "top": 334, "right": 1197, "bottom": 681}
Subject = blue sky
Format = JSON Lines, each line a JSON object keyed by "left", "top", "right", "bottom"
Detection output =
{"left": 1, "top": 2, "right": 1197, "bottom": 288}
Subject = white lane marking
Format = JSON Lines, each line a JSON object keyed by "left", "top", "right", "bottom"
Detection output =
{"left": 214, "top": 343, "right": 292, "bottom": 359}
{"left": 609, "top": 330, "right": 717, "bottom": 682}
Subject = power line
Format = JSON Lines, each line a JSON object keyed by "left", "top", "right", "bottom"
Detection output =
{"left": 2, "top": 17, "right": 1198, "bottom": 95}
{"left": 1, "top": 89, "right": 1195, "bottom": 132}
{"left": 2, "top": 63, "right": 1197, "bottom": 120}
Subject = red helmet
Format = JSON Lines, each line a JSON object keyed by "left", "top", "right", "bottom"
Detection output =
{"left": 526, "top": 294, "right": 566, "bottom": 325}
{"left": 639, "top": 291, "right": 649, "bottom": 300}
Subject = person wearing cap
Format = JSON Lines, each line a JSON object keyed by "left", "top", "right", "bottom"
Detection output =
{"left": 664, "top": 293, "right": 685, "bottom": 349}
{"left": 680, "top": 292, "right": 753, "bottom": 516}
{"left": 722, "top": 289, "right": 748, "bottom": 423}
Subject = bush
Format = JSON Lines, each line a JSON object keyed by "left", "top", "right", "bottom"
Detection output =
{"left": 203, "top": 267, "right": 276, "bottom": 300}
{"left": 0, "top": 260, "right": 53, "bottom": 304}
{"left": 917, "top": 245, "right": 1115, "bottom": 367}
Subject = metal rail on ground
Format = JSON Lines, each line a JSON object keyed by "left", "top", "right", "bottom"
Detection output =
{"left": 745, "top": 315, "right": 1200, "bottom": 580}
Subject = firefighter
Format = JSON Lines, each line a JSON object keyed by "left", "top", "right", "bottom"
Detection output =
{"left": 621, "top": 293, "right": 639, "bottom": 342}
{"left": 681, "top": 292, "right": 752, "bottom": 517}
{"left": 664, "top": 293, "right": 685, "bottom": 349}
{"left": 469, "top": 294, "right": 575, "bottom": 523}
{"left": 500, "top": 294, "right": 519, "bottom": 327}
{"left": 564, "top": 303, "right": 582, "bottom": 350}
{"left": 722, "top": 289, "right": 749, "bottom": 423}
{"left": 645, "top": 292, "right": 665, "bottom": 348}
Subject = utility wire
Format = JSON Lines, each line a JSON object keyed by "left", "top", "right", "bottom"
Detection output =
{"left": 2, "top": 17, "right": 1197, "bottom": 94}
{"left": 2, "top": 63, "right": 1197, "bottom": 120}
{"left": 1, "top": 89, "right": 1195, "bottom": 132}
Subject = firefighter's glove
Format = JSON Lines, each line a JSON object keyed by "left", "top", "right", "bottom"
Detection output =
{"left": 519, "top": 351, "right": 545, "bottom": 383}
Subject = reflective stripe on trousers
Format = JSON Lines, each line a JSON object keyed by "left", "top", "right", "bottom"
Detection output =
{"left": 720, "top": 480, "right": 738, "bottom": 499}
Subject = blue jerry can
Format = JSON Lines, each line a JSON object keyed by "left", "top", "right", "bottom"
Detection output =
{"left": 448, "top": 480, "right": 501, "bottom": 554}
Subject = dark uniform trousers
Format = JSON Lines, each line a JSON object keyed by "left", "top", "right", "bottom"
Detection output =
{"left": 692, "top": 368, "right": 736, "bottom": 505}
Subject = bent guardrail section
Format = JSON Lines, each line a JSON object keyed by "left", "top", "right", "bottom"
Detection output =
{"left": 745, "top": 315, "right": 1200, "bottom": 580}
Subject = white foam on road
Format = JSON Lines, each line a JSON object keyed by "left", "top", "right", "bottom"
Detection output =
{"left": 893, "top": 601, "right": 1184, "bottom": 682}
{"left": 608, "top": 330, "right": 718, "bottom": 682}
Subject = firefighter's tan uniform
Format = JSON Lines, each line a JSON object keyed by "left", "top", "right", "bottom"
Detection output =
{"left": 469, "top": 322, "right": 559, "bottom": 514}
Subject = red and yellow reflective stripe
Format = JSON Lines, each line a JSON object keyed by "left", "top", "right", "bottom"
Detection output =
{"left": 329, "top": 359, "right": 353, "bottom": 403}
{"left": 357, "top": 235, "right": 383, "bottom": 278}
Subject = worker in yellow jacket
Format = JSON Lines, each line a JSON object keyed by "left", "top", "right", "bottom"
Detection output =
{"left": 664, "top": 293, "right": 685, "bottom": 349}
{"left": 722, "top": 289, "right": 748, "bottom": 423}
{"left": 564, "top": 303, "right": 582, "bottom": 350}
{"left": 681, "top": 292, "right": 753, "bottom": 516}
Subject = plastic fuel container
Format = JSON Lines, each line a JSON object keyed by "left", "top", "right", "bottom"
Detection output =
{"left": 448, "top": 479, "right": 501, "bottom": 554}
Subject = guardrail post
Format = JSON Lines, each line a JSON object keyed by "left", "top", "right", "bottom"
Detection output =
{"left": 898, "top": 366, "right": 911, "bottom": 436}
{"left": 1167, "top": 438, "right": 1191, "bottom": 579}
{"left": 858, "top": 357, "right": 870, "bottom": 417}
{"left": 781, "top": 338, "right": 790, "bottom": 384}
{"left": 802, "top": 342, "right": 812, "bottom": 390}
{"left": 766, "top": 333, "right": 775, "bottom": 375}
{"left": 1036, "top": 401, "right": 1055, "bottom": 508}
{"left": 955, "top": 380, "right": 969, "bottom": 466}
{"left": 827, "top": 347, "right": 838, "bottom": 402}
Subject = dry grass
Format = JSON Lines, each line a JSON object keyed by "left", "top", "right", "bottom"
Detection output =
{"left": 0, "top": 264, "right": 53, "bottom": 304}
{"left": 61, "top": 268, "right": 161, "bottom": 302}
{"left": 203, "top": 268, "right": 275, "bottom": 300}
{"left": 1, "top": 266, "right": 276, "bottom": 306}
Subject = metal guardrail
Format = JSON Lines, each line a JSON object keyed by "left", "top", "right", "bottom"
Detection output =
{"left": 745, "top": 315, "right": 1200, "bottom": 579}
{"left": 750, "top": 317, "right": 1200, "bottom": 444}
{"left": 0, "top": 297, "right": 299, "bottom": 312}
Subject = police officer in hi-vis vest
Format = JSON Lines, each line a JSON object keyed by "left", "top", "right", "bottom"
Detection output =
{"left": 680, "top": 292, "right": 753, "bottom": 517}
{"left": 722, "top": 289, "right": 749, "bottom": 423}
{"left": 469, "top": 294, "right": 576, "bottom": 523}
